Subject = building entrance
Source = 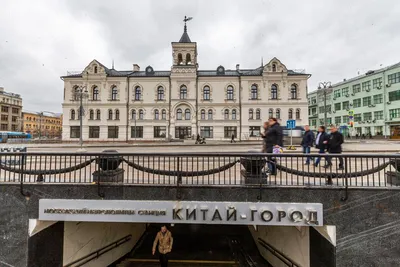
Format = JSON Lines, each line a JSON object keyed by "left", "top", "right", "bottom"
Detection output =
{"left": 175, "top": 127, "right": 191, "bottom": 139}
{"left": 390, "top": 125, "right": 400, "bottom": 139}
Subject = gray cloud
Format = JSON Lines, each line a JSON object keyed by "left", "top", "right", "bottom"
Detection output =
{"left": 0, "top": 0, "right": 399, "bottom": 112}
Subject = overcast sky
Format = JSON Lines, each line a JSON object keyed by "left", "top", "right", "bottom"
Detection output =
{"left": 0, "top": 0, "right": 399, "bottom": 112}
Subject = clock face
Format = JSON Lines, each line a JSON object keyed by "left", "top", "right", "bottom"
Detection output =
{"left": 218, "top": 67, "right": 223, "bottom": 72}
{"left": 147, "top": 67, "right": 152, "bottom": 73}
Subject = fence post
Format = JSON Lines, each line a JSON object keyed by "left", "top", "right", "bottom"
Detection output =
{"left": 176, "top": 156, "right": 182, "bottom": 199}
{"left": 341, "top": 156, "right": 349, "bottom": 201}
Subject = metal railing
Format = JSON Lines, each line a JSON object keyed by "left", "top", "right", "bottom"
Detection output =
{"left": 258, "top": 238, "right": 301, "bottom": 267}
{"left": 0, "top": 152, "right": 399, "bottom": 198}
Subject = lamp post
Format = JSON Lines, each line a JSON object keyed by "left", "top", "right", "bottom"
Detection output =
{"left": 75, "top": 86, "right": 89, "bottom": 151}
{"left": 318, "top": 82, "right": 332, "bottom": 127}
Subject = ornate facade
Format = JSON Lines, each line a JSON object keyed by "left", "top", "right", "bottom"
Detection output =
{"left": 61, "top": 25, "right": 310, "bottom": 141}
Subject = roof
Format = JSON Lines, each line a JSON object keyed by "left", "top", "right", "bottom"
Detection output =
{"left": 22, "top": 110, "right": 62, "bottom": 118}
{"left": 179, "top": 25, "right": 192, "bottom": 43}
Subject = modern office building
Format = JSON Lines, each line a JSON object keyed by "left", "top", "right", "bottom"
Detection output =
{"left": 61, "top": 23, "right": 310, "bottom": 141}
{"left": 308, "top": 62, "right": 400, "bottom": 138}
{"left": 0, "top": 87, "right": 23, "bottom": 132}
{"left": 22, "top": 111, "right": 63, "bottom": 138}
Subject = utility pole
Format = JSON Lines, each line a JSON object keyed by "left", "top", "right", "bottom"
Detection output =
{"left": 75, "top": 86, "right": 88, "bottom": 151}
{"left": 318, "top": 82, "right": 332, "bottom": 126}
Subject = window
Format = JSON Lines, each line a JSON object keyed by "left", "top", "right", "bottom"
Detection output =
{"left": 96, "top": 110, "right": 101, "bottom": 120}
{"left": 249, "top": 109, "right": 254, "bottom": 120}
{"left": 200, "top": 126, "right": 213, "bottom": 138}
{"left": 371, "top": 94, "right": 383, "bottom": 104}
{"left": 232, "top": 110, "right": 237, "bottom": 120}
{"left": 227, "top": 86, "right": 234, "bottom": 100}
{"left": 115, "top": 109, "right": 120, "bottom": 120}
{"left": 203, "top": 86, "right": 210, "bottom": 100}
{"left": 269, "top": 109, "right": 273, "bottom": 119}
{"left": 291, "top": 84, "right": 298, "bottom": 99}
{"left": 362, "top": 81, "right": 371, "bottom": 91}
{"left": 131, "top": 126, "right": 143, "bottom": 138}
{"left": 364, "top": 112, "right": 372, "bottom": 121}
{"left": 251, "top": 84, "right": 258, "bottom": 100}
{"left": 256, "top": 109, "right": 261, "bottom": 120}
{"left": 354, "top": 114, "right": 362, "bottom": 122}
{"left": 135, "top": 86, "right": 141, "bottom": 101}
{"left": 341, "top": 87, "right": 349, "bottom": 96}
{"left": 89, "top": 109, "right": 94, "bottom": 120}
{"left": 224, "top": 109, "right": 229, "bottom": 120}
{"left": 352, "top": 84, "right": 361, "bottom": 94}
{"left": 1, "top": 114, "right": 8, "bottom": 121}
{"left": 70, "top": 109, "right": 75, "bottom": 120}
{"left": 342, "top": 101, "right": 349, "bottom": 110}
{"left": 272, "top": 64, "right": 276, "bottom": 72}
{"left": 157, "top": 86, "right": 164, "bottom": 100}
{"left": 70, "top": 126, "right": 80, "bottom": 138}
{"left": 388, "top": 72, "right": 400, "bottom": 84}
{"left": 185, "top": 109, "right": 191, "bottom": 120}
{"left": 200, "top": 110, "right": 205, "bottom": 120}
{"left": 178, "top": 53, "right": 183, "bottom": 64}
{"left": 288, "top": 109, "right": 293, "bottom": 119}
{"left": 271, "top": 84, "right": 278, "bottom": 99}
{"left": 12, "top": 108, "right": 19, "bottom": 114}
{"left": 335, "top": 116, "right": 341, "bottom": 124}
{"left": 343, "top": 115, "right": 349, "bottom": 122}
{"left": 131, "top": 110, "right": 136, "bottom": 120}
{"left": 89, "top": 126, "right": 100, "bottom": 138}
{"left": 334, "top": 89, "right": 341, "bottom": 98}
{"left": 176, "top": 109, "right": 182, "bottom": 120}
{"left": 162, "top": 109, "right": 166, "bottom": 120}
{"left": 154, "top": 126, "right": 166, "bottom": 138}
{"left": 374, "top": 111, "right": 383, "bottom": 120}
{"left": 389, "top": 108, "right": 400, "bottom": 119}
{"left": 92, "top": 86, "right": 99, "bottom": 100}
{"left": 108, "top": 109, "right": 113, "bottom": 120}
{"left": 154, "top": 109, "right": 159, "bottom": 120}
{"left": 208, "top": 110, "right": 213, "bottom": 120}
{"left": 389, "top": 90, "right": 400, "bottom": 102}
{"left": 363, "top": 97, "right": 372, "bottom": 106}
{"left": 73, "top": 86, "right": 80, "bottom": 101}
{"left": 276, "top": 109, "right": 280, "bottom": 119}
{"left": 334, "top": 103, "right": 341, "bottom": 111}
{"left": 139, "top": 110, "right": 144, "bottom": 120}
{"left": 311, "top": 97, "right": 317, "bottom": 104}
{"left": 327, "top": 118, "right": 332, "bottom": 125}
{"left": 180, "top": 85, "right": 187, "bottom": 99}
{"left": 295, "top": 109, "right": 300, "bottom": 119}
{"left": 310, "top": 119, "right": 316, "bottom": 126}
{"left": 1, "top": 106, "right": 8, "bottom": 112}
{"left": 353, "top": 99, "right": 361, "bottom": 108}
{"left": 249, "top": 126, "right": 261, "bottom": 137}
{"left": 373, "top": 78, "right": 382, "bottom": 89}
{"left": 186, "top": 53, "right": 191, "bottom": 64}
{"left": 94, "top": 66, "right": 98, "bottom": 73}
{"left": 1, "top": 124, "right": 7, "bottom": 131}
{"left": 111, "top": 86, "right": 118, "bottom": 100}
{"left": 108, "top": 126, "right": 119, "bottom": 139}
{"left": 224, "top": 127, "right": 237, "bottom": 138}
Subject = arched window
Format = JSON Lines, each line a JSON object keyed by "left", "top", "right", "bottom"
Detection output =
{"left": 208, "top": 109, "right": 213, "bottom": 120}
{"left": 111, "top": 86, "right": 118, "bottom": 100}
{"left": 186, "top": 53, "right": 191, "bottom": 64}
{"left": 89, "top": 109, "right": 94, "bottom": 120}
{"left": 157, "top": 86, "right": 164, "bottom": 100}
{"left": 185, "top": 109, "right": 191, "bottom": 120}
{"left": 139, "top": 109, "right": 144, "bottom": 120}
{"left": 296, "top": 108, "right": 301, "bottom": 119}
{"left": 224, "top": 109, "right": 229, "bottom": 120}
{"left": 154, "top": 109, "right": 159, "bottom": 120}
{"left": 94, "top": 66, "right": 98, "bottom": 73}
{"left": 70, "top": 109, "right": 75, "bottom": 120}
{"left": 131, "top": 110, "right": 136, "bottom": 120}
{"left": 73, "top": 86, "right": 80, "bottom": 101}
{"left": 178, "top": 53, "right": 183, "bottom": 64}
{"left": 92, "top": 86, "right": 99, "bottom": 100}
{"left": 180, "top": 85, "right": 187, "bottom": 99}
{"left": 203, "top": 86, "right": 210, "bottom": 100}
{"left": 249, "top": 109, "right": 254, "bottom": 120}
{"left": 251, "top": 84, "right": 258, "bottom": 100}
{"left": 232, "top": 110, "right": 237, "bottom": 120}
{"left": 227, "top": 85, "right": 234, "bottom": 100}
{"left": 96, "top": 110, "right": 101, "bottom": 120}
{"left": 269, "top": 108, "right": 273, "bottom": 119}
{"left": 108, "top": 109, "right": 113, "bottom": 120}
{"left": 115, "top": 109, "right": 120, "bottom": 120}
{"left": 288, "top": 109, "right": 293, "bottom": 119}
{"left": 271, "top": 84, "right": 278, "bottom": 100}
{"left": 276, "top": 109, "right": 281, "bottom": 119}
{"left": 135, "top": 86, "right": 141, "bottom": 101}
{"left": 201, "top": 109, "right": 205, "bottom": 120}
{"left": 256, "top": 109, "right": 261, "bottom": 120}
{"left": 176, "top": 109, "right": 182, "bottom": 120}
{"left": 272, "top": 63, "right": 276, "bottom": 72}
{"left": 161, "top": 109, "right": 166, "bottom": 120}
{"left": 291, "top": 84, "right": 298, "bottom": 99}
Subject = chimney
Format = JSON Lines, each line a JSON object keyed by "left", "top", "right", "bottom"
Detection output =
{"left": 133, "top": 64, "right": 140, "bottom": 72}
{"left": 236, "top": 64, "right": 240, "bottom": 71}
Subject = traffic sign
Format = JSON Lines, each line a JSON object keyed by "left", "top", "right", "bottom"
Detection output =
{"left": 286, "top": 120, "right": 296, "bottom": 129}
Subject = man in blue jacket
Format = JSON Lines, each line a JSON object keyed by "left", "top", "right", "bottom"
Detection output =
{"left": 301, "top": 125, "right": 315, "bottom": 165}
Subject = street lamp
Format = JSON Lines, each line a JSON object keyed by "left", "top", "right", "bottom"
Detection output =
{"left": 75, "top": 86, "right": 89, "bottom": 151}
{"left": 318, "top": 81, "right": 332, "bottom": 127}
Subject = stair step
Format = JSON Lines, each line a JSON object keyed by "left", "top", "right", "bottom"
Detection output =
{"left": 119, "top": 258, "right": 238, "bottom": 267}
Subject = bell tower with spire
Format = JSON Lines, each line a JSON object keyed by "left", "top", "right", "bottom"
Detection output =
{"left": 171, "top": 16, "right": 197, "bottom": 70}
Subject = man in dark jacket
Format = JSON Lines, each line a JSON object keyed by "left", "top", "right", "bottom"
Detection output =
{"left": 325, "top": 126, "right": 344, "bottom": 170}
{"left": 301, "top": 125, "right": 315, "bottom": 165}
{"left": 265, "top": 118, "right": 283, "bottom": 175}
{"left": 314, "top": 126, "right": 329, "bottom": 167}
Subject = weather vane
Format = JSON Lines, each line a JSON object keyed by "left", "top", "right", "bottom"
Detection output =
{"left": 184, "top": 16, "right": 193, "bottom": 25}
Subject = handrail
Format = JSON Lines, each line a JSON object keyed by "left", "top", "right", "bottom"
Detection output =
{"left": 258, "top": 238, "right": 302, "bottom": 267}
{"left": 63, "top": 234, "right": 132, "bottom": 267}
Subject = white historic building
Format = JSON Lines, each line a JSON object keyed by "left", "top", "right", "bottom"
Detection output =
{"left": 61, "top": 24, "right": 310, "bottom": 141}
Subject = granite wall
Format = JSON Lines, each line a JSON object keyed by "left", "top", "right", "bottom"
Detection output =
{"left": 1, "top": 184, "right": 400, "bottom": 267}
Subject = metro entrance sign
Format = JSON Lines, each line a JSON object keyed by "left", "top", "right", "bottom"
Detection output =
{"left": 39, "top": 199, "right": 323, "bottom": 226}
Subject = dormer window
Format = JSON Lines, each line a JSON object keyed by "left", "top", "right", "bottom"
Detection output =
{"left": 146, "top": 66, "right": 154, "bottom": 75}
{"left": 94, "top": 66, "right": 98, "bottom": 73}
{"left": 272, "top": 63, "right": 277, "bottom": 72}
{"left": 217, "top": 66, "right": 225, "bottom": 75}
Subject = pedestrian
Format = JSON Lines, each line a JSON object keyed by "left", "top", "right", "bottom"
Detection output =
{"left": 264, "top": 118, "right": 283, "bottom": 175}
{"left": 314, "top": 126, "right": 329, "bottom": 167}
{"left": 152, "top": 225, "right": 173, "bottom": 267}
{"left": 195, "top": 134, "right": 201, "bottom": 144}
{"left": 231, "top": 133, "right": 236, "bottom": 143}
{"left": 261, "top": 121, "right": 269, "bottom": 152}
{"left": 301, "top": 125, "right": 314, "bottom": 165}
{"left": 325, "top": 125, "right": 344, "bottom": 170}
